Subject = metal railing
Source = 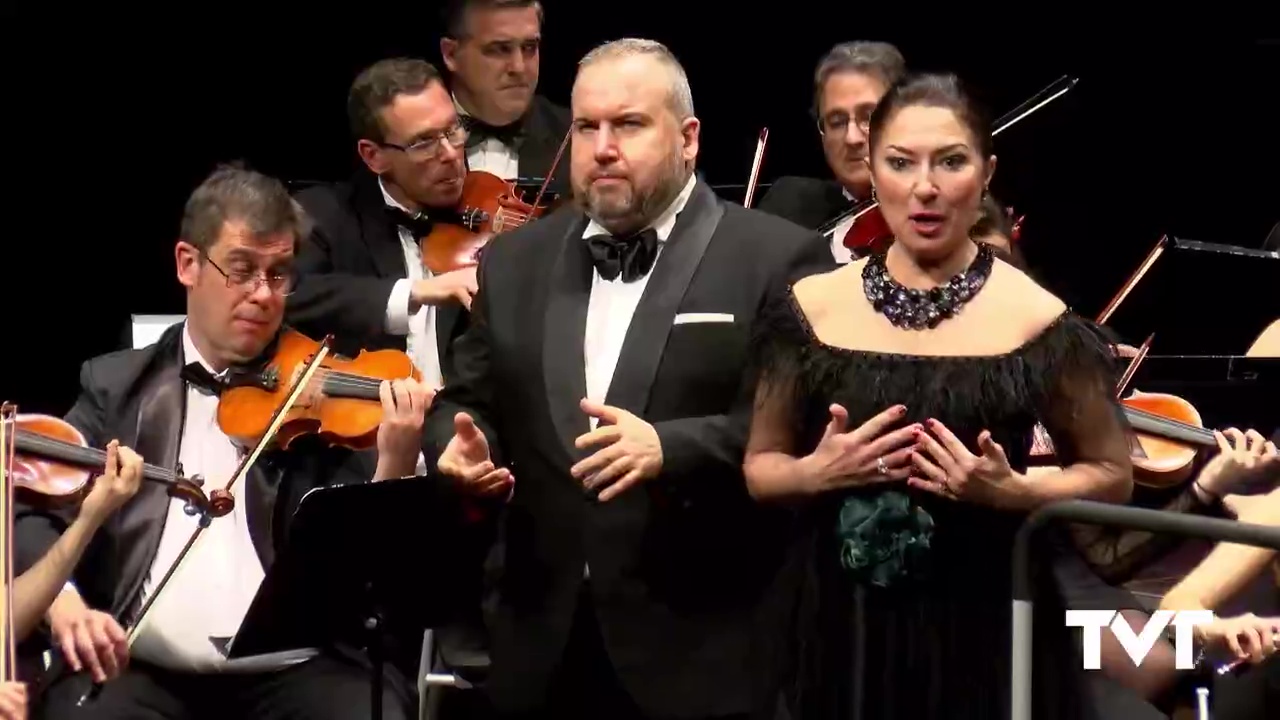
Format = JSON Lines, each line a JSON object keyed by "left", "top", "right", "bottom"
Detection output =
{"left": 1010, "top": 499, "right": 1280, "bottom": 720}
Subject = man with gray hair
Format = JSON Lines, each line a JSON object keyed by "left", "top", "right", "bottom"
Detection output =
{"left": 425, "top": 37, "right": 834, "bottom": 720}
{"left": 758, "top": 40, "right": 906, "bottom": 263}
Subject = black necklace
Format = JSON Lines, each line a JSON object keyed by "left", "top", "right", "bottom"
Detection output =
{"left": 863, "top": 243, "right": 994, "bottom": 330}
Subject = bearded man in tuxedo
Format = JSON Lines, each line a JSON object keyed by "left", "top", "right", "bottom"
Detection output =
{"left": 424, "top": 37, "right": 835, "bottom": 720}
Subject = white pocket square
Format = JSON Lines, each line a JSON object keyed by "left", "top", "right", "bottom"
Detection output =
{"left": 673, "top": 312, "right": 735, "bottom": 325}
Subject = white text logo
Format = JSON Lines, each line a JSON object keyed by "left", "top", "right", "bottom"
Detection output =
{"left": 1065, "top": 609, "right": 1213, "bottom": 670}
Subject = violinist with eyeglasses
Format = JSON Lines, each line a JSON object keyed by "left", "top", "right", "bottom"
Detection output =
{"left": 17, "top": 164, "right": 433, "bottom": 720}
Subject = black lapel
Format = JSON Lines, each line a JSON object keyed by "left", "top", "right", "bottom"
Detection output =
{"left": 518, "top": 97, "right": 569, "bottom": 195}
{"left": 604, "top": 181, "right": 723, "bottom": 414}
{"left": 435, "top": 302, "right": 463, "bottom": 381}
{"left": 542, "top": 211, "right": 594, "bottom": 457}
{"left": 353, "top": 173, "right": 411, "bottom": 278}
{"left": 115, "top": 328, "right": 185, "bottom": 620}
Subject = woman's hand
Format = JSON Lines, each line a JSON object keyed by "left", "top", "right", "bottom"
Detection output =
{"left": 1197, "top": 428, "right": 1280, "bottom": 498}
{"left": 799, "top": 403, "right": 920, "bottom": 494}
{"left": 907, "top": 419, "right": 1030, "bottom": 509}
{"left": 1197, "top": 613, "right": 1280, "bottom": 665}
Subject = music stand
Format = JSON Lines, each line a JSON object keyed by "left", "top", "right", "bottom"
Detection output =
{"left": 226, "top": 475, "right": 489, "bottom": 720}
{"left": 1105, "top": 237, "right": 1279, "bottom": 355}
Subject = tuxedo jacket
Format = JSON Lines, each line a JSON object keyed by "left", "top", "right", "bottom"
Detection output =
{"left": 756, "top": 174, "right": 852, "bottom": 231}
{"left": 14, "top": 323, "right": 376, "bottom": 655}
{"left": 287, "top": 171, "right": 467, "bottom": 374}
{"left": 422, "top": 178, "right": 836, "bottom": 717}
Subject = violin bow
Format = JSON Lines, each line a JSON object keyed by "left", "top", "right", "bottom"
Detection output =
{"left": 78, "top": 338, "right": 336, "bottom": 705}
{"left": 527, "top": 127, "right": 572, "bottom": 213}
{"left": 742, "top": 128, "right": 768, "bottom": 207}
{"left": 1094, "top": 235, "right": 1169, "bottom": 326}
{"left": 1, "top": 402, "right": 17, "bottom": 684}
{"left": 817, "top": 75, "right": 1080, "bottom": 238}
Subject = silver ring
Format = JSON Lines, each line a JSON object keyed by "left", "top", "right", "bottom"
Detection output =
{"left": 876, "top": 456, "right": 888, "bottom": 475}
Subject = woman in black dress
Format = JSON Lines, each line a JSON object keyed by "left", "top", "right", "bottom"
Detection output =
{"left": 744, "top": 73, "right": 1137, "bottom": 719}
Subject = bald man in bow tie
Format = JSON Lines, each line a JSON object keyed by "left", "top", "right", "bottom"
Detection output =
{"left": 424, "top": 38, "right": 834, "bottom": 720}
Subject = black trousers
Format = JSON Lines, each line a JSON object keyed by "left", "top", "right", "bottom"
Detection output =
{"left": 494, "top": 591, "right": 747, "bottom": 720}
{"left": 36, "top": 650, "right": 412, "bottom": 720}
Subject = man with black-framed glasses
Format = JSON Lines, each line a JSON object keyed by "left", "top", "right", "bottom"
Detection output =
{"left": 288, "top": 57, "right": 486, "bottom": 399}
{"left": 23, "top": 164, "right": 433, "bottom": 719}
{"left": 757, "top": 40, "right": 906, "bottom": 264}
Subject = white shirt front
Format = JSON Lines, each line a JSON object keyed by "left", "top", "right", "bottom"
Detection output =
{"left": 454, "top": 94, "right": 520, "bottom": 181}
{"left": 380, "top": 178, "right": 444, "bottom": 392}
{"left": 582, "top": 174, "right": 698, "bottom": 424}
{"left": 130, "top": 325, "right": 316, "bottom": 672}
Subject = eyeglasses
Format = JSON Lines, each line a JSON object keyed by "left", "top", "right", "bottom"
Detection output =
{"left": 204, "top": 254, "right": 295, "bottom": 295}
{"left": 380, "top": 124, "right": 469, "bottom": 161}
{"left": 817, "top": 111, "right": 873, "bottom": 138}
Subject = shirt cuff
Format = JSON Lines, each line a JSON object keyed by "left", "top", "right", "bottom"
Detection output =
{"left": 385, "top": 278, "right": 413, "bottom": 335}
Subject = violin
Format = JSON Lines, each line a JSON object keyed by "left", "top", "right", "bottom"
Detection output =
{"left": 420, "top": 170, "right": 555, "bottom": 274}
{"left": 2, "top": 411, "right": 211, "bottom": 515}
{"left": 420, "top": 127, "right": 572, "bottom": 274}
{"left": 216, "top": 328, "right": 420, "bottom": 452}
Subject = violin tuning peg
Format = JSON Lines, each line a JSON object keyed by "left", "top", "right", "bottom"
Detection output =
{"left": 191, "top": 474, "right": 205, "bottom": 487}
{"left": 183, "top": 501, "right": 200, "bottom": 517}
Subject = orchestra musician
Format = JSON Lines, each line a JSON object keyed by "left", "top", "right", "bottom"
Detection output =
{"left": 424, "top": 38, "right": 834, "bottom": 720}
{"left": 756, "top": 41, "right": 905, "bottom": 263}
{"left": 440, "top": 0, "right": 571, "bottom": 196}
{"left": 287, "top": 58, "right": 479, "bottom": 392}
{"left": 24, "top": 165, "right": 433, "bottom": 720}
{"left": 1157, "top": 429, "right": 1280, "bottom": 719}
{"left": 11, "top": 442, "right": 141, "bottom": 647}
{"left": 743, "top": 73, "right": 1136, "bottom": 719}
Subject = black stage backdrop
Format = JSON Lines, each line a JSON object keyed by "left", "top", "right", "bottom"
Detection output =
{"left": 3, "top": 15, "right": 1277, "bottom": 415}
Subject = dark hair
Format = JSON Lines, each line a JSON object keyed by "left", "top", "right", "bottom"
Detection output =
{"left": 441, "top": 0, "right": 543, "bottom": 39}
{"left": 972, "top": 192, "right": 1015, "bottom": 239}
{"left": 180, "top": 162, "right": 311, "bottom": 253}
{"left": 347, "top": 58, "right": 443, "bottom": 143}
{"left": 811, "top": 41, "right": 905, "bottom": 116}
{"left": 868, "top": 72, "right": 994, "bottom": 160}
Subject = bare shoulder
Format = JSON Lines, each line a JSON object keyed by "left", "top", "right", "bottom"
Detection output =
{"left": 991, "top": 258, "right": 1069, "bottom": 340}
{"left": 792, "top": 260, "right": 863, "bottom": 326}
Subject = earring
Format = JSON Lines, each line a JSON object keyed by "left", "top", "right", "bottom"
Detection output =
{"left": 871, "top": 187, "right": 878, "bottom": 203}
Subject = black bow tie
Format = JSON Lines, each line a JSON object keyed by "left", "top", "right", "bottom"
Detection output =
{"left": 461, "top": 114, "right": 524, "bottom": 148}
{"left": 385, "top": 206, "right": 434, "bottom": 238}
{"left": 181, "top": 362, "right": 226, "bottom": 397}
{"left": 585, "top": 229, "right": 660, "bottom": 282}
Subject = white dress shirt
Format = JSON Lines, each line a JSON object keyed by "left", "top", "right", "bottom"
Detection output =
{"left": 580, "top": 174, "right": 698, "bottom": 579}
{"left": 380, "top": 178, "right": 444, "bottom": 392}
{"left": 454, "top": 94, "right": 520, "bottom": 181}
{"left": 130, "top": 324, "right": 316, "bottom": 673}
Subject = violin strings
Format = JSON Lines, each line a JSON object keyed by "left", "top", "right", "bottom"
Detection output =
{"left": 1125, "top": 406, "right": 1216, "bottom": 444}
{"left": 16, "top": 432, "right": 179, "bottom": 482}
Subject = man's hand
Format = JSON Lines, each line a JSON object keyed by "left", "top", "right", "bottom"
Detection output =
{"left": 46, "top": 590, "right": 128, "bottom": 683}
{"left": 571, "top": 398, "right": 663, "bottom": 502}
{"left": 374, "top": 378, "right": 435, "bottom": 481}
{"left": 437, "top": 412, "right": 512, "bottom": 498}
{"left": 80, "top": 440, "right": 144, "bottom": 525}
{"left": 410, "top": 266, "right": 479, "bottom": 311}
{"left": 0, "top": 682, "right": 26, "bottom": 720}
